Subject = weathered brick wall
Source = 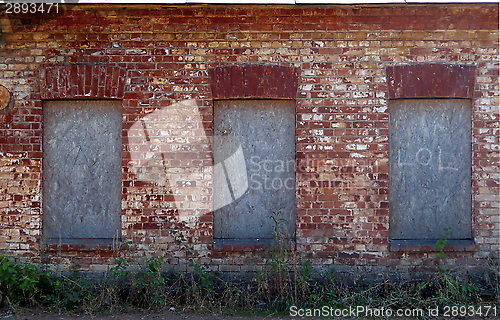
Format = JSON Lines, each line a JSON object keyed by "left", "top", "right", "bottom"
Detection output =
{"left": 0, "top": 4, "right": 498, "bottom": 281}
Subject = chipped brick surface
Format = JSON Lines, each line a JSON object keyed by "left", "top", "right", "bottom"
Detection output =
{"left": 386, "top": 64, "right": 476, "bottom": 99}
{"left": 39, "top": 65, "right": 126, "bottom": 99}
{"left": 209, "top": 65, "right": 300, "bottom": 99}
{"left": 0, "top": 3, "right": 497, "bottom": 281}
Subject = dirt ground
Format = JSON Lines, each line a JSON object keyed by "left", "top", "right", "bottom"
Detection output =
{"left": 1, "top": 310, "right": 300, "bottom": 320}
{"left": 2, "top": 308, "right": 499, "bottom": 320}
{"left": 3, "top": 310, "right": 499, "bottom": 320}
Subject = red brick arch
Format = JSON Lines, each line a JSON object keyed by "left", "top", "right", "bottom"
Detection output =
{"left": 386, "top": 64, "right": 476, "bottom": 99}
{"left": 39, "top": 64, "right": 127, "bottom": 100}
{"left": 208, "top": 65, "right": 300, "bottom": 100}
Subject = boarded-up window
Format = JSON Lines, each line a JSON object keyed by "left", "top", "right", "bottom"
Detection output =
{"left": 43, "top": 100, "right": 122, "bottom": 244}
{"left": 389, "top": 99, "right": 472, "bottom": 241}
{"left": 213, "top": 100, "right": 295, "bottom": 245}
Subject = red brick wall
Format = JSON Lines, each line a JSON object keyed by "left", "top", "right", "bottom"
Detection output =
{"left": 0, "top": 4, "right": 498, "bottom": 280}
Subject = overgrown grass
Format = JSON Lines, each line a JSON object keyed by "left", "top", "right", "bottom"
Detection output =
{"left": 0, "top": 212, "right": 498, "bottom": 317}
{"left": 0, "top": 254, "right": 498, "bottom": 317}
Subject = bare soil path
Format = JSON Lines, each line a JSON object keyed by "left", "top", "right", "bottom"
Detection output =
{"left": 2, "top": 310, "right": 292, "bottom": 320}
{"left": 2, "top": 309, "right": 499, "bottom": 320}
{"left": 3, "top": 310, "right": 499, "bottom": 320}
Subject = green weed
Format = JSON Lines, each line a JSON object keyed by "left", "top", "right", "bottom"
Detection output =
{"left": 0, "top": 256, "right": 40, "bottom": 307}
{"left": 0, "top": 220, "right": 497, "bottom": 317}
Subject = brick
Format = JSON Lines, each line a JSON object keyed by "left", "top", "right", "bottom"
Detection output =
{"left": 39, "top": 65, "right": 126, "bottom": 99}
{"left": 209, "top": 65, "right": 300, "bottom": 99}
{"left": 387, "top": 64, "right": 476, "bottom": 99}
{"left": 0, "top": 2, "right": 496, "bottom": 281}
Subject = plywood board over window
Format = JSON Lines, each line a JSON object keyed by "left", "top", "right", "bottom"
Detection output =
{"left": 43, "top": 100, "right": 122, "bottom": 245}
{"left": 213, "top": 100, "right": 296, "bottom": 246}
{"left": 389, "top": 99, "right": 472, "bottom": 241}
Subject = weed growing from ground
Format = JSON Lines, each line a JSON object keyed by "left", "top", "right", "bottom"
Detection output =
{"left": 0, "top": 255, "right": 39, "bottom": 307}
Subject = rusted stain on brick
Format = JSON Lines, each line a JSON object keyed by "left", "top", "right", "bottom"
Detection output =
{"left": 208, "top": 65, "right": 300, "bottom": 99}
{"left": 386, "top": 64, "right": 476, "bottom": 99}
{"left": 39, "top": 65, "right": 127, "bottom": 100}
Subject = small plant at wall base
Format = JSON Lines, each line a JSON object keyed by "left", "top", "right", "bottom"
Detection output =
{"left": 0, "top": 256, "right": 40, "bottom": 307}
{"left": 435, "top": 227, "right": 453, "bottom": 280}
{"left": 435, "top": 227, "right": 452, "bottom": 259}
{"left": 255, "top": 207, "right": 292, "bottom": 310}
{"left": 255, "top": 206, "right": 330, "bottom": 312}
{"left": 167, "top": 225, "right": 194, "bottom": 261}
{"left": 416, "top": 227, "right": 482, "bottom": 306}
{"left": 129, "top": 256, "right": 167, "bottom": 308}
{"left": 45, "top": 265, "right": 94, "bottom": 312}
